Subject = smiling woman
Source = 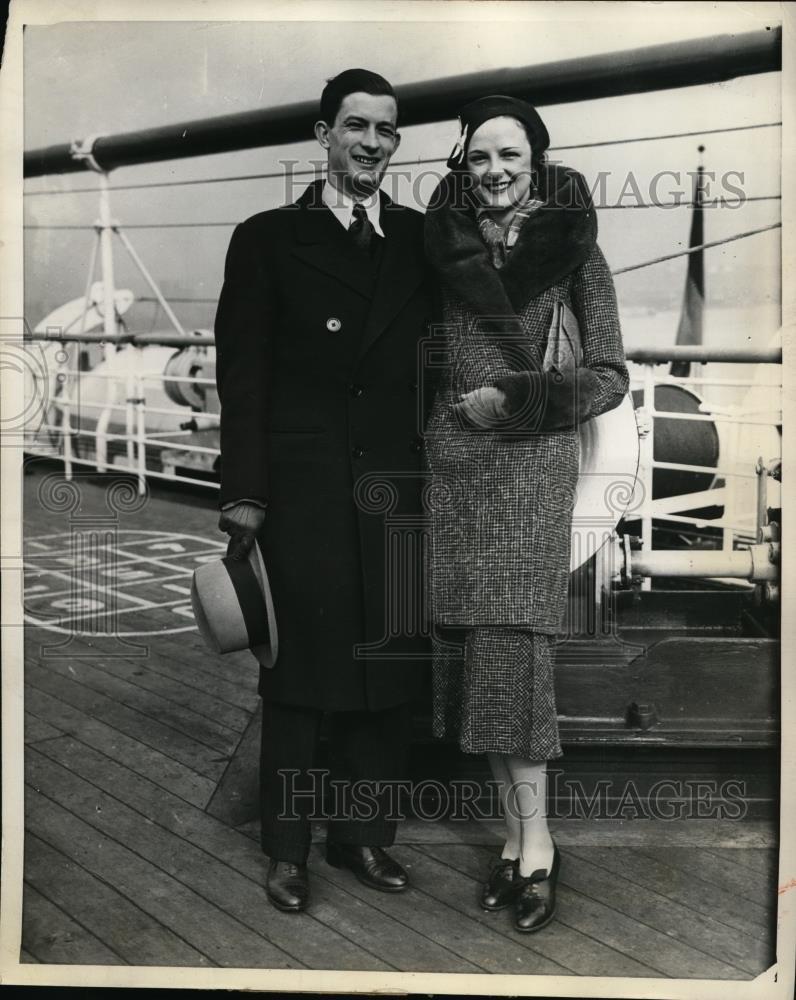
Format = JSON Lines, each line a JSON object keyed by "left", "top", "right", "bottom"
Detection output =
{"left": 424, "top": 94, "right": 630, "bottom": 935}
{"left": 464, "top": 115, "right": 543, "bottom": 219}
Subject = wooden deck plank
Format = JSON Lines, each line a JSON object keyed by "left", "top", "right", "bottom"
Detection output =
{"left": 22, "top": 882, "right": 124, "bottom": 965}
{"left": 237, "top": 815, "right": 778, "bottom": 850}
{"left": 137, "top": 628, "right": 261, "bottom": 694}
{"left": 95, "top": 617, "right": 261, "bottom": 692}
{"left": 28, "top": 654, "right": 239, "bottom": 754}
{"left": 24, "top": 712, "right": 62, "bottom": 745}
{"left": 72, "top": 653, "right": 251, "bottom": 733}
{"left": 423, "top": 843, "right": 751, "bottom": 980}
{"left": 118, "top": 643, "right": 260, "bottom": 713}
{"left": 642, "top": 847, "right": 776, "bottom": 911}
{"left": 703, "top": 846, "right": 780, "bottom": 877}
{"left": 413, "top": 844, "right": 659, "bottom": 978}
{"left": 25, "top": 661, "right": 226, "bottom": 781}
{"left": 299, "top": 879, "right": 472, "bottom": 974}
{"left": 566, "top": 845, "right": 773, "bottom": 944}
{"left": 25, "top": 684, "right": 215, "bottom": 809}
{"left": 25, "top": 775, "right": 294, "bottom": 969}
{"left": 308, "top": 844, "right": 565, "bottom": 976}
{"left": 33, "top": 733, "right": 483, "bottom": 973}
{"left": 559, "top": 848, "right": 765, "bottom": 976}
{"left": 25, "top": 832, "right": 212, "bottom": 967}
{"left": 206, "top": 702, "right": 260, "bottom": 827}
{"left": 50, "top": 632, "right": 257, "bottom": 723}
{"left": 27, "top": 740, "right": 393, "bottom": 972}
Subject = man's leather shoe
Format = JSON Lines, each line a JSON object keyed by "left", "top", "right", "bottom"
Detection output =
{"left": 514, "top": 844, "right": 560, "bottom": 933}
{"left": 266, "top": 859, "right": 309, "bottom": 912}
{"left": 326, "top": 843, "right": 408, "bottom": 892}
{"left": 481, "top": 857, "right": 520, "bottom": 911}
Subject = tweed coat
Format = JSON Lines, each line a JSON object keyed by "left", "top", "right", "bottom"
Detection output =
{"left": 214, "top": 180, "right": 432, "bottom": 711}
{"left": 424, "top": 166, "right": 629, "bottom": 633}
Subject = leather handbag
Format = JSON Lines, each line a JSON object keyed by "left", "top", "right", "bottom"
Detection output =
{"left": 543, "top": 299, "right": 583, "bottom": 375}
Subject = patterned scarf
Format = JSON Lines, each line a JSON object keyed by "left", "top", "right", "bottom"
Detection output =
{"left": 477, "top": 198, "right": 545, "bottom": 269}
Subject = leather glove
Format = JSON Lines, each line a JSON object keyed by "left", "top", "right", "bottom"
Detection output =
{"left": 218, "top": 501, "right": 266, "bottom": 561}
{"left": 453, "top": 386, "right": 510, "bottom": 429}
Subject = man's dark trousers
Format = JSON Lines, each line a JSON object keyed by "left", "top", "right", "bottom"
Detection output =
{"left": 260, "top": 700, "right": 411, "bottom": 863}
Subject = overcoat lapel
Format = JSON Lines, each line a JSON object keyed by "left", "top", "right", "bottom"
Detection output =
{"left": 291, "top": 181, "right": 374, "bottom": 299}
{"left": 424, "top": 165, "right": 597, "bottom": 320}
{"left": 355, "top": 194, "right": 424, "bottom": 365}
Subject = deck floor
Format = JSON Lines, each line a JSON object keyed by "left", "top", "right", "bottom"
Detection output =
{"left": 20, "top": 463, "right": 779, "bottom": 977}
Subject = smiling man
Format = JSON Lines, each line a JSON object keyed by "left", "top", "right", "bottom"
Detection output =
{"left": 213, "top": 69, "right": 432, "bottom": 913}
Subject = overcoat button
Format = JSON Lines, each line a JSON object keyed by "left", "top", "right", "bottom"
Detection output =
{"left": 326, "top": 317, "right": 342, "bottom": 332}
{"left": 349, "top": 383, "right": 364, "bottom": 397}
{"left": 409, "top": 439, "right": 422, "bottom": 454}
{"left": 351, "top": 446, "right": 366, "bottom": 459}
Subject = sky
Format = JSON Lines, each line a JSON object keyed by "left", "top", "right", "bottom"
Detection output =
{"left": 21, "top": 4, "right": 783, "bottom": 349}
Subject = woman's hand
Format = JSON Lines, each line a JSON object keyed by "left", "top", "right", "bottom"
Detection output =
{"left": 453, "top": 386, "right": 510, "bottom": 428}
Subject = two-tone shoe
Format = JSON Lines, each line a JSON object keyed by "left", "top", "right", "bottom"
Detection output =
{"left": 326, "top": 843, "right": 409, "bottom": 892}
{"left": 266, "top": 859, "right": 310, "bottom": 912}
{"left": 481, "top": 857, "right": 520, "bottom": 911}
{"left": 514, "top": 844, "right": 560, "bottom": 933}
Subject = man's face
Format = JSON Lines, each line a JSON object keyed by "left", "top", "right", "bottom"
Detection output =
{"left": 316, "top": 91, "right": 401, "bottom": 198}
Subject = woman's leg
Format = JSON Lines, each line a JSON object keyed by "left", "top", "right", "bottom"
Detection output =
{"left": 486, "top": 752, "right": 521, "bottom": 860}
{"left": 505, "top": 755, "right": 555, "bottom": 877}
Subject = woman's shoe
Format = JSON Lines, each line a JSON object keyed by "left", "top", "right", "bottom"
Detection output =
{"left": 481, "top": 857, "right": 520, "bottom": 911}
{"left": 513, "top": 844, "right": 560, "bottom": 933}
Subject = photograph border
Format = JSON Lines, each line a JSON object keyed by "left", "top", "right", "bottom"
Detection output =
{"left": 1, "top": 1, "right": 794, "bottom": 995}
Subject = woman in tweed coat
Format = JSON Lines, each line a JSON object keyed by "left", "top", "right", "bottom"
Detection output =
{"left": 424, "top": 96, "right": 629, "bottom": 932}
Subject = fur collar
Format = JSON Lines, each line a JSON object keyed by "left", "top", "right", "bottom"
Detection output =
{"left": 424, "top": 164, "right": 597, "bottom": 323}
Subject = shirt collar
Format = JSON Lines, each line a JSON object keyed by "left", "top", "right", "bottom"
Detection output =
{"left": 322, "top": 179, "right": 385, "bottom": 237}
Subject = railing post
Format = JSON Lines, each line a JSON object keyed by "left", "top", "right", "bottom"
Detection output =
{"left": 639, "top": 362, "right": 655, "bottom": 591}
{"left": 61, "top": 392, "right": 73, "bottom": 481}
{"left": 135, "top": 371, "right": 147, "bottom": 495}
{"left": 96, "top": 172, "right": 119, "bottom": 357}
{"left": 124, "top": 366, "right": 136, "bottom": 471}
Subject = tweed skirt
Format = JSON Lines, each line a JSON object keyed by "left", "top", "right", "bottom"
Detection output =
{"left": 432, "top": 627, "right": 563, "bottom": 761}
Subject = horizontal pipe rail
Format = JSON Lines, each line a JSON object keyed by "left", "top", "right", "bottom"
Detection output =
{"left": 23, "top": 121, "right": 782, "bottom": 196}
{"left": 632, "top": 544, "right": 778, "bottom": 580}
{"left": 22, "top": 330, "right": 784, "bottom": 364}
{"left": 626, "top": 345, "right": 781, "bottom": 364}
{"left": 24, "top": 27, "right": 781, "bottom": 178}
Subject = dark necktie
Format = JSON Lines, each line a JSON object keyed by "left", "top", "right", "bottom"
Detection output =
{"left": 349, "top": 202, "right": 374, "bottom": 254}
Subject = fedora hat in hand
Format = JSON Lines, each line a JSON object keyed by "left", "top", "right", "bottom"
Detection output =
{"left": 191, "top": 539, "right": 278, "bottom": 668}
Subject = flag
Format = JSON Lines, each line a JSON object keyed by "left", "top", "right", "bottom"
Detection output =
{"left": 670, "top": 163, "right": 705, "bottom": 378}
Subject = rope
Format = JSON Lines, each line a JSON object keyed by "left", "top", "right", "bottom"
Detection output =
{"left": 550, "top": 120, "right": 782, "bottom": 152}
{"left": 611, "top": 222, "right": 781, "bottom": 276}
{"left": 22, "top": 197, "right": 783, "bottom": 231}
{"left": 22, "top": 120, "right": 782, "bottom": 196}
{"left": 601, "top": 195, "right": 780, "bottom": 209}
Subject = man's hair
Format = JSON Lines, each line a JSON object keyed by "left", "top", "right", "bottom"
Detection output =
{"left": 319, "top": 68, "right": 397, "bottom": 126}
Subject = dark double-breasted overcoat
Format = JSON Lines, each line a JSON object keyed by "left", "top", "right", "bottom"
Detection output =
{"left": 214, "top": 180, "right": 432, "bottom": 711}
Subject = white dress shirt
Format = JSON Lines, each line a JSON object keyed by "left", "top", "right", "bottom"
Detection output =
{"left": 322, "top": 180, "right": 385, "bottom": 237}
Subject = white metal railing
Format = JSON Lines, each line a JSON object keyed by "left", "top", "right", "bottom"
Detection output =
{"left": 26, "top": 346, "right": 221, "bottom": 493}
{"left": 626, "top": 356, "right": 781, "bottom": 589}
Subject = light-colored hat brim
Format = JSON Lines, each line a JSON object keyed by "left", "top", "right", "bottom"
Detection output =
{"left": 191, "top": 540, "right": 278, "bottom": 669}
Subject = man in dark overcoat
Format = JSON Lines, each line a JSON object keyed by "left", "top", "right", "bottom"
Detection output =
{"left": 213, "top": 69, "right": 432, "bottom": 912}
